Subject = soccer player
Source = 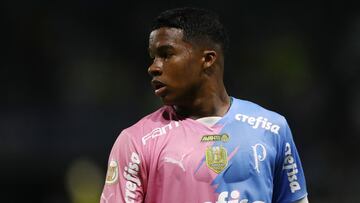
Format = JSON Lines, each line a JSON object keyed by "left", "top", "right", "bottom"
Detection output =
{"left": 101, "top": 7, "right": 309, "bottom": 203}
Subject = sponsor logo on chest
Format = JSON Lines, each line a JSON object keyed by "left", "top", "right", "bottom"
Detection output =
{"left": 204, "top": 190, "right": 265, "bottom": 203}
{"left": 235, "top": 114, "right": 280, "bottom": 134}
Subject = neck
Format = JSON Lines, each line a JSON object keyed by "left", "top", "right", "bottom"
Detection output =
{"left": 173, "top": 85, "right": 230, "bottom": 120}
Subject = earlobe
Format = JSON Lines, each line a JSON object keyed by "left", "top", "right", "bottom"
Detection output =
{"left": 203, "top": 50, "right": 217, "bottom": 69}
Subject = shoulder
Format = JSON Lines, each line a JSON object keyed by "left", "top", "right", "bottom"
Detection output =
{"left": 115, "top": 105, "right": 174, "bottom": 143}
{"left": 234, "top": 98, "right": 285, "bottom": 119}
{"left": 231, "top": 97, "right": 288, "bottom": 135}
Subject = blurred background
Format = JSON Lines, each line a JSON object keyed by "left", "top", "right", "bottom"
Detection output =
{"left": 2, "top": 0, "right": 360, "bottom": 202}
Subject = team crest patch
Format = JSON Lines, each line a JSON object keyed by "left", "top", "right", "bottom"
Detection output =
{"left": 105, "top": 160, "right": 119, "bottom": 185}
{"left": 201, "top": 133, "right": 230, "bottom": 142}
{"left": 205, "top": 146, "right": 228, "bottom": 173}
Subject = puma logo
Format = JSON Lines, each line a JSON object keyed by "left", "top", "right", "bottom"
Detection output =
{"left": 164, "top": 150, "right": 193, "bottom": 172}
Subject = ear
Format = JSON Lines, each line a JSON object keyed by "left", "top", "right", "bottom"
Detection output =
{"left": 202, "top": 50, "right": 217, "bottom": 69}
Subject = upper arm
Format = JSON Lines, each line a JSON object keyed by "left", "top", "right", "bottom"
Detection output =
{"left": 272, "top": 120, "right": 308, "bottom": 203}
{"left": 101, "top": 130, "right": 147, "bottom": 203}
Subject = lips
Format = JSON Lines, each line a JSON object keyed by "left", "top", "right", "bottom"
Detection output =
{"left": 151, "top": 80, "right": 167, "bottom": 96}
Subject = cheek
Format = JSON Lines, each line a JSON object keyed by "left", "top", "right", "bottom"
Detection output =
{"left": 172, "top": 65, "right": 196, "bottom": 83}
{"left": 165, "top": 59, "right": 188, "bottom": 78}
{"left": 166, "top": 55, "right": 201, "bottom": 86}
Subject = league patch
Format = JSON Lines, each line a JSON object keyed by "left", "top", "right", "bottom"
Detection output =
{"left": 201, "top": 133, "right": 229, "bottom": 142}
{"left": 205, "top": 146, "right": 228, "bottom": 173}
{"left": 105, "top": 160, "right": 119, "bottom": 185}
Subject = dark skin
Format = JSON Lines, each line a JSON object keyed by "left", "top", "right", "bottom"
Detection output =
{"left": 148, "top": 27, "right": 230, "bottom": 119}
{"left": 148, "top": 27, "right": 310, "bottom": 203}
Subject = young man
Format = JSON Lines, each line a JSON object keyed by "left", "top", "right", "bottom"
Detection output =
{"left": 101, "top": 7, "right": 308, "bottom": 203}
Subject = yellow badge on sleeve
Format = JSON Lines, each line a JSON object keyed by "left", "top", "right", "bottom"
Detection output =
{"left": 105, "top": 160, "right": 119, "bottom": 184}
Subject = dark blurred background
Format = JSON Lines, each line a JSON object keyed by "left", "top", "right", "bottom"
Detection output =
{"left": 2, "top": 0, "right": 360, "bottom": 202}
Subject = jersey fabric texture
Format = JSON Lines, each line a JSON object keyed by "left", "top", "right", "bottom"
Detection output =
{"left": 101, "top": 97, "right": 308, "bottom": 203}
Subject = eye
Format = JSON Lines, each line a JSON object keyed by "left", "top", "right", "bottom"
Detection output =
{"left": 160, "top": 52, "right": 174, "bottom": 60}
{"left": 152, "top": 45, "right": 175, "bottom": 61}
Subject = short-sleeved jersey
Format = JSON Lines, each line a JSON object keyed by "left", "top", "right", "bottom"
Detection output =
{"left": 101, "top": 97, "right": 307, "bottom": 203}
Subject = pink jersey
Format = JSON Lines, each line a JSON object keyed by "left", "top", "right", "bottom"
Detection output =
{"left": 101, "top": 98, "right": 308, "bottom": 203}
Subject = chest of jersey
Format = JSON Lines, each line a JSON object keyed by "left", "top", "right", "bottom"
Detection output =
{"left": 143, "top": 119, "right": 278, "bottom": 203}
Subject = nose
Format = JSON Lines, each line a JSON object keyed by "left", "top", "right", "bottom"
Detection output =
{"left": 148, "top": 58, "right": 163, "bottom": 77}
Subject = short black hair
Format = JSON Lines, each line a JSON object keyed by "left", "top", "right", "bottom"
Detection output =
{"left": 151, "top": 7, "right": 229, "bottom": 53}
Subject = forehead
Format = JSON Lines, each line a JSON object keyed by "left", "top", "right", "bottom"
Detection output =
{"left": 149, "top": 27, "right": 188, "bottom": 48}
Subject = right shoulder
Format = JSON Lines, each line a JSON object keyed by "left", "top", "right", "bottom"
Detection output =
{"left": 114, "top": 105, "right": 174, "bottom": 145}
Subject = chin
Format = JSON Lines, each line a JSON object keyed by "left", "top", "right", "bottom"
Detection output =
{"left": 160, "top": 97, "right": 172, "bottom": 106}
{"left": 160, "top": 95, "right": 177, "bottom": 106}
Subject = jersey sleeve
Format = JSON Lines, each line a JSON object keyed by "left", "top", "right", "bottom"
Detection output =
{"left": 100, "top": 130, "right": 147, "bottom": 203}
{"left": 272, "top": 120, "right": 308, "bottom": 203}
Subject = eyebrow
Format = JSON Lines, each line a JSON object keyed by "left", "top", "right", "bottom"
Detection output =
{"left": 148, "top": 45, "right": 175, "bottom": 55}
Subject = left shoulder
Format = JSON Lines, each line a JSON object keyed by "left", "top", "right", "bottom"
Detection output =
{"left": 235, "top": 98, "right": 285, "bottom": 118}
{"left": 231, "top": 97, "right": 289, "bottom": 135}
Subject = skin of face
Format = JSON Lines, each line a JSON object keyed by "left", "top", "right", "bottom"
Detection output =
{"left": 148, "top": 27, "right": 205, "bottom": 107}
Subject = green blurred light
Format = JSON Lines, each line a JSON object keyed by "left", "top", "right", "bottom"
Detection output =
{"left": 66, "top": 158, "right": 104, "bottom": 203}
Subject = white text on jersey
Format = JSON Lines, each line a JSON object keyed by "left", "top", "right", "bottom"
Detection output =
{"left": 252, "top": 143, "right": 267, "bottom": 173}
{"left": 124, "top": 152, "right": 141, "bottom": 203}
{"left": 235, "top": 114, "right": 280, "bottom": 134}
{"left": 283, "top": 143, "right": 301, "bottom": 193}
{"left": 142, "top": 121, "right": 180, "bottom": 145}
{"left": 205, "top": 190, "right": 265, "bottom": 203}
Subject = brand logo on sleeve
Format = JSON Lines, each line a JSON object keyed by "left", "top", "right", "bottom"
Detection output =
{"left": 105, "top": 160, "right": 119, "bottom": 185}
{"left": 124, "top": 152, "right": 141, "bottom": 203}
{"left": 283, "top": 143, "right": 301, "bottom": 193}
{"left": 235, "top": 114, "right": 280, "bottom": 134}
{"left": 205, "top": 146, "right": 228, "bottom": 173}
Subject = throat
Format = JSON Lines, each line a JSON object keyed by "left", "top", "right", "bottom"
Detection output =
{"left": 196, "top": 116, "right": 222, "bottom": 127}
{"left": 172, "top": 97, "right": 232, "bottom": 120}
